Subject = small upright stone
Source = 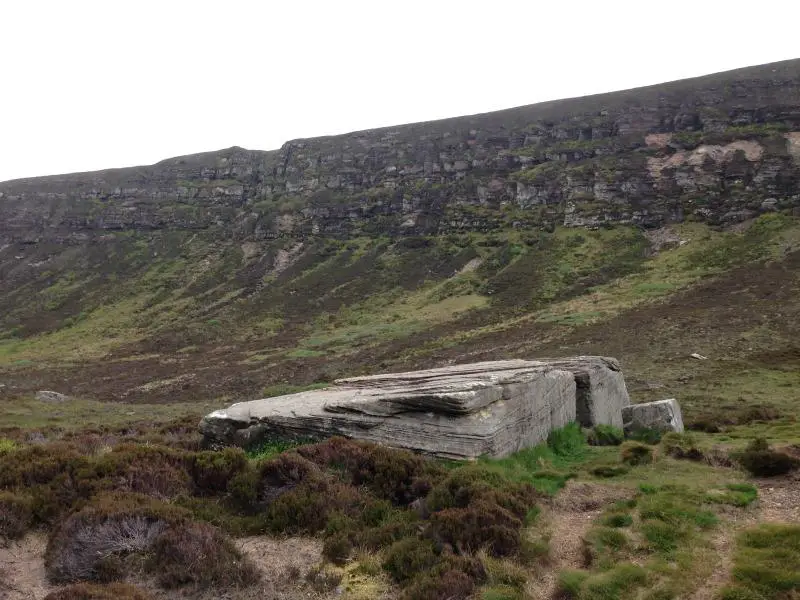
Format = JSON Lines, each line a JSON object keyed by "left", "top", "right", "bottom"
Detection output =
{"left": 622, "top": 399, "right": 684, "bottom": 435}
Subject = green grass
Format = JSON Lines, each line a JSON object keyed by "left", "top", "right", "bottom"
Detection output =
{"left": 0, "top": 395, "right": 222, "bottom": 432}
{"left": 581, "top": 447, "right": 747, "bottom": 489}
{"left": 480, "top": 423, "right": 587, "bottom": 494}
{"left": 721, "top": 523, "right": 800, "bottom": 600}
{"left": 560, "top": 563, "right": 649, "bottom": 600}
{"left": 559, "top": 439, "right": 764, "bottom": 600}
{"left": 0, "top": 438, "right": 18, "bottom": 454}
{"left": 4, "top": 218, "right": 800, "bottom": 453}
{"left": 246, "top": 438, "right": 313, "bottom": 460}
{"left": 287, "top": 348, "right": 326, "bottom": 358}
{"left": 705, "top": 483, "right": 758, "bottom": 508}
{"left": 480, "top": 585, "right": 525, "bottom": 600}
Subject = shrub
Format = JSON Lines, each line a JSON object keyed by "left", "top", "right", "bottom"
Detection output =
{"left": 661, "top": 432, "right": 704, "bottom": 461}
{"left": 481, "top": 553, "right": 528, "bottom": 589}
{"left": 0, "top": 443, "right": 86, "bottom": 488}
{"left": 602, "top": 513, "right": 633, "bottom": 528}
{"left": 324, "top": 511, "right": 358, "bottom": 537}
{"left": 234, "top": 451, "right": 361, "bottom": 532}
{"left": 265, "top": 478, "right": 362, "bottom": 534}
{"left": 383, "top": 537, "right": 438, "bottom": 583}
{"left": 173, "top": 494, "right": 268, "bottom": 536}
{"left": 189, "top": 447, "right": 248, "bottom": 495}
{"left": 426, "top": 467, "right": 537, "bottom": 518}
{"left": 76, "top": 444, "right": 192, "bottom": 499}
{"left": 587, "top": 425, "right": 624, "bottom": 447}
{"left": 147, "top": 521, "right": 259, "bottom": 589}
{"left": 686, "top": 418, "right": 721, "bottom": 433}
{"left": 591, "top": 465, "right": 629, "bottom": 478}
{"left": 259, "top": 452, "right": 319, "bottom": 496}
{"left": 438, "top": 553, "right": 487, "bottom": 582}
{"left": 306, "top": 564, "right": 344, "bottom": 593}
{"left": 45, "top": 493, "right": 187, "bottom": 583}
{"left": 620, "top": 442, "right": 655, "bottom": 466}
{"left": 323, "top": 532, "right": 354, "bottom": 565}
{"left": 43, "top": 583, "right": 154, "bottom": 600}
{"left": 429, "top": 501, "right": 522, "bottom": 556}
{"left": 626, "top": 428, "right": 663, "bottom": 444}
{"left": 28, "top": 477, "right": 83, "bottom": 526}
{"left": 227, "top": 465, "right": 261, "bottom": 511}
{"left": 359, "top": 497, "right": 393, "bottom": 526}
{"left": 557, "top": 569, "right": 590, "bottom": 599}
{"left": 735, "top": 438, "right": 799, "bottom": 477}
{"left": 0, "top": 491, "right": 33, "bottom": 539}
{"left": 581, "top": 563, "right": 649, "bottom": 600}
{"left": 744, "top": 438, "right": 768, "bottom": 452}
{"left": 399, "top": 569, "right": 474, "bottom": 600}
{"left": 298, "top": 437, "right": 442, "bottom": 504}
{"left": 518, "top": 536, "right": 550, "bottom": 566}
{"left": 583, "top": 527, "right": 628, "bottom": 566}
{"left": 358, "top": 517, "right": 419, "bottom": 550}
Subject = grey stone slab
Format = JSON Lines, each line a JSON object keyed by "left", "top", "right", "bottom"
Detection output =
{"left": 200, "top": 357, "right": 630, "bottom": 459}
{"left": 622, "top": 398, "right": 684, "bottom": 434}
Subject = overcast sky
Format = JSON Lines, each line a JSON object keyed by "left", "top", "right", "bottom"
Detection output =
{"left": 1, "top": 0, "right": 798, "bottom": 182}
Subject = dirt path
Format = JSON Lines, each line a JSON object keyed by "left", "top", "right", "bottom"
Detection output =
{"left": 0, "top": 534, "right": 54, "bottom": 600}
{"left": 754, "top": 477, "right": 800, "bottom": 523}
{"left": 0, "top": 534, "right": 328, "bottom": 600}
{"left": 236, "top": 536, "right": 324, "bottom": 589}
{"left": 528, "top": 482, "right": 631, "bottom": 600}
{"left": 688, "top": 525, "right": 740, "bottom": 600}
{"left": 529, "top": 509, "right": 596, "bottom": 600}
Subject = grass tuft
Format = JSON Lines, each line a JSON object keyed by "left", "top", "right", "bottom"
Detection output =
{"left": 721, "top": 523, "right": 800, "bottom": 599}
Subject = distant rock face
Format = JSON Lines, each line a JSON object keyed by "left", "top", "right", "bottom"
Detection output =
{"left": 622, "top": 399, "right": 684, "bottom": 435}
{"left": 199, "top": 357, "right": 630, "bottom": 459}
{"left": 2, "top": 60, "right": 800, "bottom": 245}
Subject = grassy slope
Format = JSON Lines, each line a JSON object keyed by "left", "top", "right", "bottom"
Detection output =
{"left": 1, "top": 213, "right": 799, "bottom": 442}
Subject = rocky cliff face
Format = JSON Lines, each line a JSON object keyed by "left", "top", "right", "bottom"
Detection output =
{"left": 2, "top": 60, "right": 800, "bottom": 244}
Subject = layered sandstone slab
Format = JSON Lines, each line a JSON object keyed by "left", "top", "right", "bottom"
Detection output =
{"left": 200, "top": 357, "right": 630, "bottom": 459}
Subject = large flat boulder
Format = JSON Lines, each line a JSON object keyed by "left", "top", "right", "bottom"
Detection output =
{"left": 200, "top": 357, "right": 630, "bottom": 459}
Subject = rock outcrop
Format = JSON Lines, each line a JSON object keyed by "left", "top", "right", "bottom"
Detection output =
{"left": 542, "top": 357, "right": 629, "bottom": 429}
{"left": 622, "top": 399, "right": 684, "bottom": 435}
{"left": 3, "top": 60, "right": 800, "bottom": 246}
{"left": 199, "top": 357, "right": 630, "bottom": 459}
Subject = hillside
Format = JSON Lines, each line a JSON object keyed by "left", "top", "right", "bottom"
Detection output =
{"left": 0, "top": 59, "right": 798, "bottom": 432}
{"left": 1, "top": 60, "right": 799, "bottom": 600}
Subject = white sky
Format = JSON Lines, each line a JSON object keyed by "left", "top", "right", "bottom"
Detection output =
{"left": 1, "top": 0, "right": 798, "bottom": 182}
